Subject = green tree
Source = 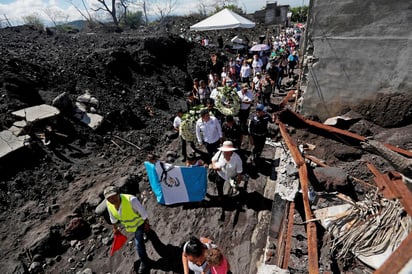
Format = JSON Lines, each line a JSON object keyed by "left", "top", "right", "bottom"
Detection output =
{"left": 214, "top": 4, "right": 244, "bottom": 14}
{"left": 124, "top": 11, "right": 144, "bottom": 28}
{"left": 290, "top": 6, "right": 308, "bottom": 23}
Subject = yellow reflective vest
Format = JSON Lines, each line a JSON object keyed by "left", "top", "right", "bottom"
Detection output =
{"left": 107, "top": 194, "right": 145, "bottom": 232}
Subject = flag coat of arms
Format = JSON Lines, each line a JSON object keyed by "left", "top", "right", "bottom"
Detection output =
{"left": 144, "top": 161, "right": 207, "bottom": 205}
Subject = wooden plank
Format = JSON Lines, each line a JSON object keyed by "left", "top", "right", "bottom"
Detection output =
{"left": 278, "top": 121, "right": 319, "bottom": 273}
{"left": 275, "top": 202, "right": 289, "bottom": 266}
{"left": 281, "top": 202, "right": 295, "bottom": 269}
{"left": 368, "top": 163, "right": 412, "bottom": 216}
{"left": 281, "top": 109, "right": 412, "bottom": 158}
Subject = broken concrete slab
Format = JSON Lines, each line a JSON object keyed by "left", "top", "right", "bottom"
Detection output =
{"left": 257, "top": 263, "right": 289, "bottom": 274}
{"left": 323, "top": 111, "right": 363, "bottom": 126}
{"left": 11, "top": 104, "right": 60, "bottom": 122}
{"left": 77, "top": 91, "right": 99, "bottom": 107}
{"left": 74, "top": 104, "right": 103, "bottom": 130}
{"left": 8, "top": 120, "right": 28, "bottom": 136}
{"left": 0, "top": 130, "right": 31, "bottom": 158}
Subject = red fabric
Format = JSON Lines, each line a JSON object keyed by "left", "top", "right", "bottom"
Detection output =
{"left": 110, "top": 231, "right": 127, "bottom": 256}
{"left": 211, "top": 255, "right": 228, "bottom": 274}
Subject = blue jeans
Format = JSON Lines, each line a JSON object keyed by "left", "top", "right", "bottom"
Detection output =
{"left": 134, "top": 225, "right": 148, "bottom": 262}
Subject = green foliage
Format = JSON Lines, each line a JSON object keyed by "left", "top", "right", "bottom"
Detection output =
{"left": 214, "top": 4, "right": 244, "bottom": 15}
{"left": 22, "top": 14, "right": 44, "bottom": 29}
{"left": 124, "top": 11, "right": 144, "bottom": 28}
{"left": 290, "top": 6, "right": 309, "bottom": 23}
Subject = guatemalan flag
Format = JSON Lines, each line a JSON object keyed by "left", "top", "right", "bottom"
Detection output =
{"left": 144, "top": 161, "right": 207, "bottom": 205}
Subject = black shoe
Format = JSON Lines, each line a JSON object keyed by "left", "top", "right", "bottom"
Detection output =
{"left": 143, "top": 233, "right": 149, "bottom": 242}
{"left": 138, "top": 261, "right": 147, "bottom": 274}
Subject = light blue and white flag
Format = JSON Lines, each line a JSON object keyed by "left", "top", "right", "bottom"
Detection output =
{"left": 144, "top": 161, "right": 207, "bottom": 205}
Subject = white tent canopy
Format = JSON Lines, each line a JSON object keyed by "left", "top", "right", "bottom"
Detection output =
{"left": 190, "top": 8, "right": 255, "bottom": 31}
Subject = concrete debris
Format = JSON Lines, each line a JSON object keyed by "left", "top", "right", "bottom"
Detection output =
{"left": 73, "top": 109, "right": 104, "bottom": 130}
{"left": 315, "top": 193, "right": 411, "bottom": 270}
{"left": 316, "top": 204, "right": 412, "bottom": 273}
{"left": 0, "top": 130, "right": 30, "bottom": 158}
{"left": 323, "top": 111, "right": 363, "bottom": 126}
{"left": 257, "top": 264, "right": 290, "bottom": 274}
{"left": 268, "top": 109, "right": 412, "bottom": 273}
{"left": 8, "top": 120, "right": 27, "bottom": 136}
{"left": 52, "top": 91, "right": 104, "bottom": 129}
{"left": 11, "top": 104, "right": 60, "bottom": 122}
{"left": 74, "top": 91, "right": 103, "bottom": 130}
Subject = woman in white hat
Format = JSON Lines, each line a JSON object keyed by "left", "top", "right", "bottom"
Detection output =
{"left": 210, "top": 141, "right": 243, "bottom": 199}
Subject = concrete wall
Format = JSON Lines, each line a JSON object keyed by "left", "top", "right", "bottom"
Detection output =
{"left": 253, "top": 3, "right": 289, "bottom": 25}
{"left": 301, "top": 0, "right": 412, "bottom": 120}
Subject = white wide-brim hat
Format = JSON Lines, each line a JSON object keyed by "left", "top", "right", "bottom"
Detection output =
{"left": 218, "top": 141, "right": 238, "bottom": 151}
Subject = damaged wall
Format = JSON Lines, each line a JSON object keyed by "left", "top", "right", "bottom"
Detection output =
{"left": 301, "top": 0, "right": 411, "bottom": 120}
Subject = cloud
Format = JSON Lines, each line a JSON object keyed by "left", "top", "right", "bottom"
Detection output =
{"left": 0, "top": 0, "right": 85, "bottom": 26}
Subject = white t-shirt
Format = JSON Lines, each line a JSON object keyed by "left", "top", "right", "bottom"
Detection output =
{"left": 240, "top": 64, "right": 251, "bottom": 78}
{"left": 210, "top": 88, "right": 218, "bottom": 101}
{"left": 173, "top": 116, "right": 181, "bottom": 130}
{"left": 237, "top": 89, "right": 254, "bottom": 110}
{"left": 252, "top": 59, "right": 263, "bottom": 74}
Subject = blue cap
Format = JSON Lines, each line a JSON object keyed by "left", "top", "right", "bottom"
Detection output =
{"left": 256, "top": 104, "right": 265, "bottom": 111}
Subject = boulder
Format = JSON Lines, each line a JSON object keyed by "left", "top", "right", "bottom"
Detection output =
{"left": 313, "top": 167, "right": 349, "bottom": 191}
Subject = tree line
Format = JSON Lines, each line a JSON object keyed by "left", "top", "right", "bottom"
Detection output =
{"left": 1, "top": 0, "right": 308, "bottom": 30}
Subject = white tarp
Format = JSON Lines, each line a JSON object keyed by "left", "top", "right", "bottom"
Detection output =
{"left": 190, "top": 8, "right": 255, "bottom": 31}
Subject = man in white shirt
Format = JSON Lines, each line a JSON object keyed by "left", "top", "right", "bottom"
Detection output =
{"left": 240, "top": 60, "right": 251, "bottom": 85}
{"left": 173, "top": 109, "right": 190, "bottom": 161}
{"left": 237, "top": 83, "right": 254, "bottom": 133}
{"left": 210, "top": 141, "right": 243, "bottom": 198}
{"left": 251, "top": 72, "right": 262, "bottom": 104}
{"left": 252, "top": 54, "right": 263, "bottom": 76}
{"left": 209, "top": 87, "right": 219, "bottom": 101}
{"left": 195, "top": 109, "right": 223, "bottom": 163}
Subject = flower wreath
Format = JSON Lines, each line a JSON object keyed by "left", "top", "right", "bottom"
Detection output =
{"left": 179, "top": 105, "right": 203, "bottom": 142}
{"left": 215, "top": 86, "right": 240, "bottom": 116}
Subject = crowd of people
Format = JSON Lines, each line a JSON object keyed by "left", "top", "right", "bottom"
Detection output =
{"left": 104, "top": 28, "right": 301, "bottom": 274}
{"left": 176, "top": 27, "right": 301, "bottom": 166}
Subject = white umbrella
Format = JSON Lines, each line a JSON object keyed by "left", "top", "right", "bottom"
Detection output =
{"left": 249, "top": 44, "right": 271, "bottom": 52}
{"left": 231, "top": 36, "right": 243, "bottom": 44}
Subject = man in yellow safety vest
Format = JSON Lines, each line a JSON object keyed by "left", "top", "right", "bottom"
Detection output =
{"left": 104, "top": 185, "right": 151, "bottom": 273}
